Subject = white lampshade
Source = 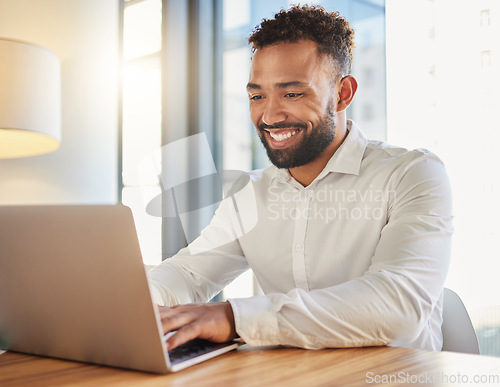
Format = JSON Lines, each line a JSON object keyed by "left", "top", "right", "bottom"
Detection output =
{"left": 0, "top": 38, "right": 61, "bottom": 158}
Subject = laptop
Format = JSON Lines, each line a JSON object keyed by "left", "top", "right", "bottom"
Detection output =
{"left": 0, "top": 204, "right": 241, "bottom": 373}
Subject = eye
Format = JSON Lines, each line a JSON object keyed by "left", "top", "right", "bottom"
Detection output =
{"left": 284, "top": 92, "right": 303, "bottom": 99}
{"left": 249, "top": 95, "right": 263, "bottom": 101}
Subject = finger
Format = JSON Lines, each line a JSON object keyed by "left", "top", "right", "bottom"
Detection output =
{"left": 159, "top": 307, "right": 197, "bottom": 335}
{"left": 157, "top": 303, "right": 198, "bottom": 319}
{"left": 165, "top": 323, "right": 201, "bottom": 351}
{"left": 158, "top": 304, "right": 210, "bottom": 335}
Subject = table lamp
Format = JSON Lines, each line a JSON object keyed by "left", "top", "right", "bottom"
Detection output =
{"left": 0, "top": 38, "right": 61, "bottom": 158}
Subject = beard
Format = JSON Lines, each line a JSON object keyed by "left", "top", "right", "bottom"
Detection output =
{"left": 258, "top": 100, "right": 336, "bottom": 169}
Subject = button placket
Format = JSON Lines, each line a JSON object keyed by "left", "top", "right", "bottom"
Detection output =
{"left": 291, "top": 190, "right": 313, "bottom": 290}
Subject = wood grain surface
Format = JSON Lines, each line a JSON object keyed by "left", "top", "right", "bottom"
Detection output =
{"left": 2, "top": 345, "right": 500, "bottom": 386}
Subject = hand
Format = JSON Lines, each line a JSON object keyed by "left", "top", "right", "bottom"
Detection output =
{"left": 157, "top": 301, "right": 237, "bottom": 350}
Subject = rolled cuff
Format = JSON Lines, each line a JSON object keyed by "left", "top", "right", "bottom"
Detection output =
{"left": 228, "top": 296, "right": 279, "bottom": 346}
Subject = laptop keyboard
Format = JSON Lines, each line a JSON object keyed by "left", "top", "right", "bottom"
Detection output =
{"left": 168, "top": 338, "right": 236, "bottom": 365}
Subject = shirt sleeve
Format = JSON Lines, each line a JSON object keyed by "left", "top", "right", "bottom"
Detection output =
{"left": 148, "top": 195, "right": 251, "bottom": 306}
{"left": 229, "top": 152, "right": 453, "bottom": 350}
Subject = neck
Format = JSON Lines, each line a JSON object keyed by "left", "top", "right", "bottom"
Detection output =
{"left": 288, "top": 118, "right": 348, "bottom": 187}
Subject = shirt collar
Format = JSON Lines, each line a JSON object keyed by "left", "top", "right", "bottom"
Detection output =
{"left": 269, "top": 120, "right": 368, "bottom": 185}
{"left": 319, "top": 119, "right": 368, "bottom": 177}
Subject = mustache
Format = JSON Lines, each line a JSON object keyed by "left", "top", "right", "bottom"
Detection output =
{"left": 258, "top": 122, "right": 307, "bottom": 131}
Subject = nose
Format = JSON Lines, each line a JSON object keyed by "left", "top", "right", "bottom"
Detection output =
{"left": 261, "top": 97, "right": 287, "bottom": 126}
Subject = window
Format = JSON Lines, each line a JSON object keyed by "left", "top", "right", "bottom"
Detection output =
{"left": 387, "top": 0, "right": 500, "bottom": 356}
{"left": 121, "top": 0, "right": 163, "bottom": 266}
{"left": 481, "top": 9, "right": 491, "bottom": 27}
{"left": 481, "top": 50, "right": 491, "bottom": 68}
{"left": 120, "top": 0, "right": 221, "bottom": 268}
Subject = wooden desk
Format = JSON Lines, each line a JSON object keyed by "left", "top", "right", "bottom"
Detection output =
{"left": 2, "top": 345, "right": 500, "bottom": 386}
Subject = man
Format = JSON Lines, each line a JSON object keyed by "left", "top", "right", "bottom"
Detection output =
{"left": 149, "top": 5, "right": 452, "bottom": 352}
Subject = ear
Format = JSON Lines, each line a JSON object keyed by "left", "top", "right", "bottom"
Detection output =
{"left": 336, "top": 75, "right": 358, "bottom": 112}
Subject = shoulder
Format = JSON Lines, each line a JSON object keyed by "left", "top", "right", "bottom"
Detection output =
{"left": 361, "top": 140, "right": 451, "bottom": 208}
{"left": 365, "top": 139, "right": 442, "bottom": 164}
{"left": 363, "top": 139, "right": 446, "bottom": 179}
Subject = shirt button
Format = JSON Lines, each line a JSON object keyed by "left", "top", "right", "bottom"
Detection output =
{"left": 295, "top": 244, "right": 302, "bottom": 251}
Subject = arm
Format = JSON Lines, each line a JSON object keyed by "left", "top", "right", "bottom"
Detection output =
{"left": 148, "top": 192, "right": 250, "bottom": 349}
{"left": 149, "top": 172, "right": 258, "bottom": 306}
{"left": 229, "top": 153, "right": 452, "bottom": 350}
{"left": 148, "top": 194, "right": 251, "bottom": 306}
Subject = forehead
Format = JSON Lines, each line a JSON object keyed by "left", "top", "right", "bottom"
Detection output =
{"left": 249, "top": 40, "right": 330, "bottom": 85}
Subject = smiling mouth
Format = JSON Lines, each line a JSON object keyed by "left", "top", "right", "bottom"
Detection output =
{"left": 267, "top": 129, "right": 300, "bottom": 142}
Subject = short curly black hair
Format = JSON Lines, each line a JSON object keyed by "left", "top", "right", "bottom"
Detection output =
{"left": 248, "top": 5, "right": 355, "bottom": 78}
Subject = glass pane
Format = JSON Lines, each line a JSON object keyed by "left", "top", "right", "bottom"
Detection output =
{"left": 124, "top": 0, "right": 162, "bottom": 60}
{"left": 223, "top": 0, "right": 250, "bottom": 30}
{"left": 346, "top": 1, "right": 386, "bottom": 141}
{"left": 122, "top": 56, "right": 162, "bottom": 187}
{"left": 122, "top": 186, "right": 162, "bottom": 265}
{"left": 222, "top": 47, "right": 253, "bottom": 171}
{"left": 386, "top": 0, "right": 500, "bottom": 356}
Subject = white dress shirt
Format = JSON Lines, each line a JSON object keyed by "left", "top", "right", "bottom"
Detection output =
{"left": 149, "top": 120, "right": 453, "bottom": 351}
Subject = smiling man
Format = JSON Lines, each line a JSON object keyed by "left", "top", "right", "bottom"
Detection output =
{"left": 247, "top": 38, "right": 356, "bottom": 186}
{"left": 149, "top": 5, "right": 453, "bottom": 352}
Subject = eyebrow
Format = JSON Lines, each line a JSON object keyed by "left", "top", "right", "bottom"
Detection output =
{"left": 246, "top": 81, "right": 309, "bottom": 90}
{"left": 246, "top": 83, "right": 261, "bottom": 90}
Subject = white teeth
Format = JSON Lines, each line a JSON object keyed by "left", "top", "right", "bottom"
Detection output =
{"left": 269, "top": 130, "right": 297, "bottom": 142}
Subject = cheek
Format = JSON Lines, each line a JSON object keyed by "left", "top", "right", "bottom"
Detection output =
{"left": 308, "top": 85, "right": 337, "bottom": 115}
{"left": 301, "top": 99, "right": 328, "bottom": 124}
